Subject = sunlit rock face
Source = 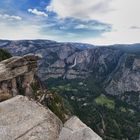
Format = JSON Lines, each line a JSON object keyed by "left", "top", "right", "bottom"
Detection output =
{"left": 0, "top": 95, "right": 63, "bottom": 140}
{"left": 0, "top": 54, "right": 40, "bottom": 101}
{"left": 0, "top": 96, "right": 102, "bottom": 140}
{"left": 59, "top": 116, "right": 102, "bottom": 140}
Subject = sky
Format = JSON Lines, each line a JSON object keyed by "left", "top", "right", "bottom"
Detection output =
{"left": 0, "top": 0, "right": 140, "bottom": 45}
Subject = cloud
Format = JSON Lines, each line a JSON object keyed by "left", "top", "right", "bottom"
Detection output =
{"left": 74, "top": 24, "right": 87, "bottom": 29}
{"left": 28, "top": 8, "right": 48, "bottom": 17}
{"left": 87, "top": 29, "right": 140, "bottom": 45}
{"left": 0, "top": 14, "right": 22, "bottom": 20}
{"left": 0, "top": 22, "right": 55, "bottom": 40}
{"left": 0, "top": 0, "right": 139, "bottom": 45}
{"left": 46, "top": 0, "right": 140, "bottom": 26}
{"left": 74, "top": 23, "right": 111, "bottom": 31}
{"left": 43, "top": 17, "right": 111, "bottom": 38}
{"left": 130, "top": 26, "right": 140, "bottom": 30}
{"left": 46, "top": 0, "right": 112, "bottom": 19}
{"left": 45, "top": 0, "right": 140, "bottom": 44}
{"left": 46, "top": 5, "right": 54, "bottom": 12}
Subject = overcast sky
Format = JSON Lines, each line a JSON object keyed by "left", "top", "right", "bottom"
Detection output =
{"left": 0, "top": 0, "right": 140, "bottom": 45}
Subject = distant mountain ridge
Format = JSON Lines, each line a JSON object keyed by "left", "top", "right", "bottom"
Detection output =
{"left": 0, "top": 39, "right": 140, "bottom": 93}
{"left": 0, "top": 40, "right": 140, "bottom": 95}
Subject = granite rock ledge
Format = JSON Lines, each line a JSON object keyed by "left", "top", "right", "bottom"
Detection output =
{"left": 0, "top": 54, "right": 40, "bottom": 101}
{"left": 0, "top": 95, "right": 102, "bottom": 140}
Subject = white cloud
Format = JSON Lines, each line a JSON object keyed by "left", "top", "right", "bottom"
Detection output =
{"left": 74, "top": 24, "right": 110, "bottom": 31}
{"left": 79, "top": 28, "right": 140, "bottom": 45}
{"left": 130, "top": 26, "right": 140, "bottom": 30}
{"left": 46, "top": 5, "right": 54, "bottom": 12}
{"left": 46, "top": 0, "right": 140, "bottom": 44}
{"left": 28, "top": 8, "right": 48, "bottom": 17}
{"left": 46, "top": 0, "right": 112, "bottom": 19}
{"left": 0, "top": 23, "right": 40, "bottom": 39}
{"left": 0, "top": 14, "right": 22, "bottom": 20}
{"left": 0, "top": 0, "right": 139, "bottom": 45}
{"left": 0, "top": 22, "right": 57, "bottom": 41}
{"left": 74, "top": 24, "right": 87, "bottom": 29}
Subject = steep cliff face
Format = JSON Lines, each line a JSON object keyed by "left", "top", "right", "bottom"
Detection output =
{"left": 38, "top": 47, "right": 123, "bottom": 80}
{"left": 0, "top": 54, "right": 40, "bottom": 101}
{"left": 104, "top": 54, "right": 140, "bottom": 110}
{"left": 105, "top": 54, "right": 140, "bottom": 95}
{"left": 66, "top": 47, "right": 122, "bottom": 80}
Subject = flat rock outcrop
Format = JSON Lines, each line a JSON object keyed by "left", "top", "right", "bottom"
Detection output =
{"left": 0, "top": 95, "right": 62, "bottom": 140}
{"left": 0, "top": 95, "right": 102, "bottom": 140}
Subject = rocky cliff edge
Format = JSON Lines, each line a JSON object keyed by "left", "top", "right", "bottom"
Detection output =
{"left": 0, "top": 54, "right": 40, "bottom": 101}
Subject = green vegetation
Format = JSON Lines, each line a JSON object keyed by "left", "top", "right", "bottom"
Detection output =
{"left": 95, "top": 95, "right": 115, "bottom": 109}
{"left": 45, "top": 77, "right": 140, "bottom": 140}
{"left": 0, "top": 49, "right": 12, "bottom": 62}
{"left": 31, "top": 80, "right": 72, "bottom": 122}
{"left": 46, "top": 91, "right": 72, "bottom": 122}
{"left": 51, "top": 84, "right": 78, "bottom": 92}
{"left": 120, "top": 107, "right": 127, "bottom": 112}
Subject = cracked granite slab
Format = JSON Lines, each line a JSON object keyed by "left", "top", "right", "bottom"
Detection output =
{"left": 0, "top": 95, "right": 102, "bottom": 140}
{"left": 0, "top": 95, "right": 63, "bottom": 140}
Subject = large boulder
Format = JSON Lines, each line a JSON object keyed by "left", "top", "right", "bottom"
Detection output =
{"left": 59, "top": 116, "right": 102, "bottom": 140}
{"left": 0, "top": 96, "right": 102, "bottom": 140}
{"left": 0, "top": 95, "right": 63, "bottom": 140}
